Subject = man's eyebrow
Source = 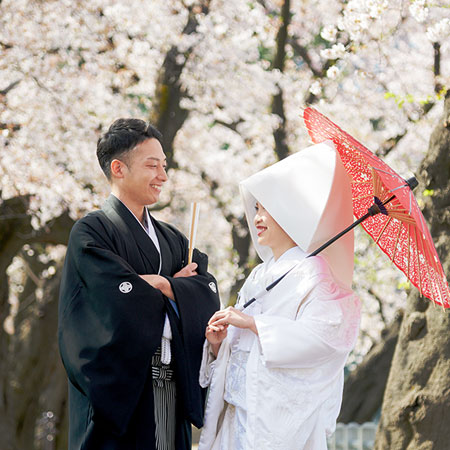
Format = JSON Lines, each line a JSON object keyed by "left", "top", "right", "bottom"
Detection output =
{"left": 145, "top": 156, "right": 167, "bottom": 162}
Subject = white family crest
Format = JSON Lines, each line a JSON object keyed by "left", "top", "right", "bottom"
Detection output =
{"left": 119, "top": 281, "right": 133, "bottom": 294}
{"left": 208, "top": 282, "right": 217, "bottom": 293}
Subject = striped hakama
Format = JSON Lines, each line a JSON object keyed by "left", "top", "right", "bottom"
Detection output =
{"left": 152, "top": 346, "right": 177, "bottom": 450}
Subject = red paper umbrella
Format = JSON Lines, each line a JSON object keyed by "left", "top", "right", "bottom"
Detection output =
{"left": 303, "top": 107, "right": 450, "bottom": 308}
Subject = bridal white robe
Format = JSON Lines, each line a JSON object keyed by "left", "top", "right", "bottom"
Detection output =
{"left": 198, "top": 247, "right": 361, "bottom": 450}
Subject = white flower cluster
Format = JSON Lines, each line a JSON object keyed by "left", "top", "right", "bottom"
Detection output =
{"left": 321, "top": 25, "right": 338, "bottom": 42}
{"left": 326, "top": 66, "right": 340, "bottom": 79}
{"left": 337, "top": 0, "right": 390, "bottom": 40}
{"left": 409, "top": 0, "right": 429, "bottom": 23}
{"left": 309, "top": 80, "right": 322, "bottom": 95}
{"left": 320, "top": 43, "right": 347, "bottom": 60}
{"left": 426, "top": 18, "right": 450, "bottom": 42}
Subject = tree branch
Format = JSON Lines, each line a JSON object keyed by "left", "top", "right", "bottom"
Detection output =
{"left": 289, "top": 39, "right": 323, "bottom": 78}
{"left": 367, "top": 287, "right": 387, "bottom": 327}
{"left": 433, "top": 42, "right": 442, "bottom": 94}
{"left": 0, "top": 79, "right": 21, "bottom": 96}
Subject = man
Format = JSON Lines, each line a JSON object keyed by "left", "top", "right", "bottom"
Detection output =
{"left": 58, "top": 118, "right": 220, "bottom": 450}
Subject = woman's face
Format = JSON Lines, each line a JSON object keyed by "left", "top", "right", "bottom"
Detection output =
{"left": 254, "top": 202, "right": 296, "bottom": 257}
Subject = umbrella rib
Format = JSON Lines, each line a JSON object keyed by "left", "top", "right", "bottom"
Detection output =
{"left": 387, "top": 206, "right": 411, "bottom": 213}
{"left": 388, "top": 210, "right": 414, "bottom": 217}
{"left": 372, "top": 169, "right": 384, "bottom": 200}
{"left": 386, "top": 211, "right": 416, "bottom": 224}
{"left": 373, "top": 167, "right": 397, "bottom": 177}
{"left": 375, "top": 217, "right": 392, "bottom": 244}
{"left": 389, "top": 183, "right": 408, "bottom": 193}
{"left": 417, "top": 208, "right": 428, "bottom": 233}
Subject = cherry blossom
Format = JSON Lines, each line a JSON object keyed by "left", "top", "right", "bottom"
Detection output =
{"left": 1, "top": 0, "right": 449, "bottom": 359}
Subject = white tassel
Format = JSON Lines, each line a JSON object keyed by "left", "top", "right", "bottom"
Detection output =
{"left": 160, "top": 314, "right": 172, "bottom": 365}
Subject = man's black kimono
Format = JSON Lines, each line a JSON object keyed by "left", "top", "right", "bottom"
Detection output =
{"left": 58, "top": 195, "right": 220, "bottom": 449}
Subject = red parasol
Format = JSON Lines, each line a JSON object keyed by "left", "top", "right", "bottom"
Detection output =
{"left": 303, "top": 107, "right": 450, "bottom": 308}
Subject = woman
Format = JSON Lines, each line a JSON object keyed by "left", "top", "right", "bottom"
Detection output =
{"left": 198, "top": 141, "right": 361, "bottom": 449}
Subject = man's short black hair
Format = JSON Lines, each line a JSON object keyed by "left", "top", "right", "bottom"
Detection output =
{"left": 97, "top": 118, "right": 163, "bottom": 180}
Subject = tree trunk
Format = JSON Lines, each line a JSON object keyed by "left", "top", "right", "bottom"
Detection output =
{"left": 9, "top": 257, "right": 67, "bottom": 450}
{"left": 152, "top": 0, "right": 210, "bottom": 168}
{"left": 375, "top": 92, "right": 450, "bottom": 449}
{"left": 0, "top": 195, "right": 73, "bottom": 449}
{"left": 271, "top": 0, "right": 290, "bottom": 161}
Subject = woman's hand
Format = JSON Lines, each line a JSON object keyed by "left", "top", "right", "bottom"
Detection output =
{"left": 139, "top": 274, "right": 174, "bottom": 299}
{"left": 205, "top": 323, "right": 229, "bottom": 357}
{"left": 208, "top": 307, "right": 258, "bottom": 335}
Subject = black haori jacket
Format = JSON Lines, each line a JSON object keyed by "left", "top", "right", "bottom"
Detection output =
{"left": 58, "top": 195, "right": 220, "bottom": 449}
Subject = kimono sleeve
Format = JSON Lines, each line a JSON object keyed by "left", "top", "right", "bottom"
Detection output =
{"left": 58, "top": 218, "right": 166, "bottom": 436}
{"left": 163, "top": 242, "right": 220, "bottom": 425}
{"left": 165, "top": 246, "right": 220, "bottom": 343}
{"left": 254, "top": 273, "right": 360, "bottom": 370}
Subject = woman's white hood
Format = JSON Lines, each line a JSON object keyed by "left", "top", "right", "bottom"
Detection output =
{"left": 239, "top": 140, "right": 355, "bottom": 289}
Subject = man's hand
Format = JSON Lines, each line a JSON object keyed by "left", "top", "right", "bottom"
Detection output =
{"left": 174, "top": 262, "right": 198, "bottom": 278}
{"left": 139, "top": 262, "right": 198, "bottom": 300}
{"left": 139, "top": 274, "right": 174, "bottom": 299}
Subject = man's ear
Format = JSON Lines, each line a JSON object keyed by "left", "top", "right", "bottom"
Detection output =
{"left": 110, "top": 159, "right": 126, "bottom": 179}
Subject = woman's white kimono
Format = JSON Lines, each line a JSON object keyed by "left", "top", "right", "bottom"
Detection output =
{"left": 198, "top": 247, "right": 361, "bottom": 450}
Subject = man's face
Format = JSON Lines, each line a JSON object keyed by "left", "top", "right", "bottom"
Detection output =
{"left": 118, "top": 138, "right": 168, "bottom": 206}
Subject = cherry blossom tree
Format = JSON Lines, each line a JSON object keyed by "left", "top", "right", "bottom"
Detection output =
{"left": 0, "top": 0, "right": 449, "bottom": 447}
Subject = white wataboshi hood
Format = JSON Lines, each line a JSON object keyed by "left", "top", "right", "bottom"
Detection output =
{"left": 239, "top": 140, "right": 355, "bottom": 289}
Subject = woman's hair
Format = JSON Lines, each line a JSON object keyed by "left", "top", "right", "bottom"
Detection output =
{"left": 96, "top": 118, "right": 163, "bottom": 180}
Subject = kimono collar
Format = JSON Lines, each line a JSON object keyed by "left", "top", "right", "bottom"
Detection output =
{"left": 110, "top": 193, "right": 161, "bottom": 254}
{"left": 239, "top": 141, "right": 354, "bottom": 289}
{"left": 275, "top": 246, "right": 307, "bottom": 263}
{"left": 264, "top": 246, "right": 306, "bottom": 269}
{"left": 258, "top": 246, "right": 307, "bottom": 284}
